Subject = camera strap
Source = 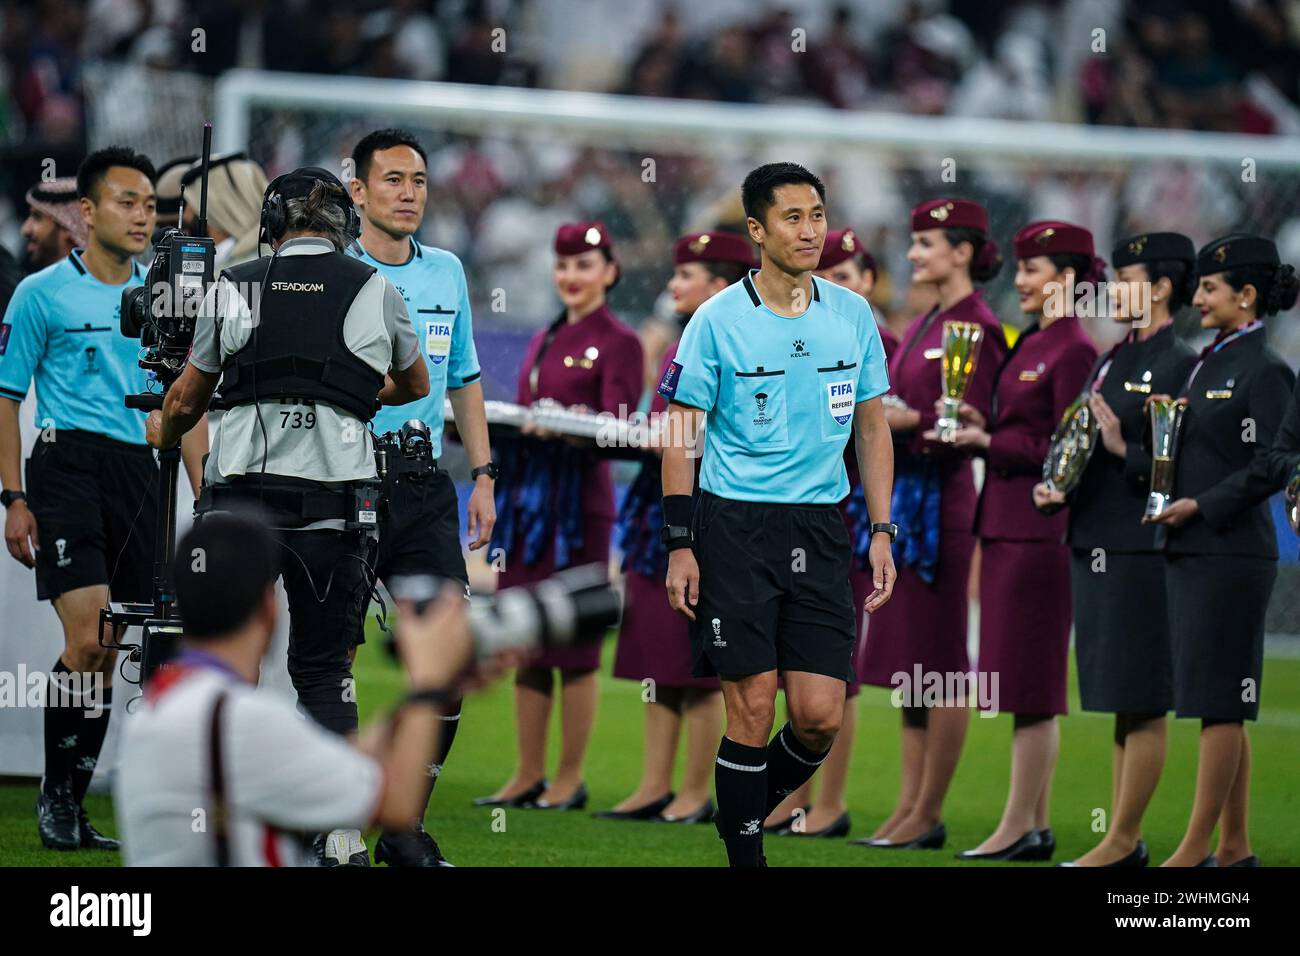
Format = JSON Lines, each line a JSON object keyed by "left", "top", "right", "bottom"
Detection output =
{"left": 208, "top": 691, "right": 232, "bottom": 868}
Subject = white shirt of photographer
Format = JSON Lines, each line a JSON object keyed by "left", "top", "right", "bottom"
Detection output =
{"left": 114, "top": 667, "right": 383, "bottom": 866}
{"left": 188, "top": 236, "right": 420, "bottom": 487}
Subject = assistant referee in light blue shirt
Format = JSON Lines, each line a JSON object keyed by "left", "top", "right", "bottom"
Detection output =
{"left": 659, "top": 162, "right": 896, "bottom": 867}
{"left": 346, "top": 128, "right": 496, "bottom": 868}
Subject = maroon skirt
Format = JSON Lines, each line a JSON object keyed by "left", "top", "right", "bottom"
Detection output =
{"left": 613, "top": 568, "right": 720, "bottom": 690}
{"left": 976, "top": 538, "right": 1072, "bottom": 716}
{"left": 858, "top": 529, "right": 975, "bottom": 694}
{"left": 499, "top": 516, "right": 613, "bottom": 671}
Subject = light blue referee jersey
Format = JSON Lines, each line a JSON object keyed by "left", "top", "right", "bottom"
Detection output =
{"left": 659, "top": 271, "right": 889, "bottom": 503}
{"left": 351, "top": 237, "right": 480, "bottom": 457}
{"left": 0, "top": 250, "right": 148, "bottom": 445}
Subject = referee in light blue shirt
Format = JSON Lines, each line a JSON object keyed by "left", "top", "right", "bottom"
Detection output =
{"left": 347, "top": 129, "right": 496, "bottom": 868}
{"left": 659, "top": 162, "right": 896, "bottom": 867}
{"left": 0, "top": 147, "right": 196, "bottom": 853}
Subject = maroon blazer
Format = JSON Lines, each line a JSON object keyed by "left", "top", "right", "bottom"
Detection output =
{"left": 976, "top": 315, "right": 1097, "bottom": 542}
{"left": 515, "top": 303, "right": 644, "bottom": 520}
{"left": 890, "top": 291, "right": 1007, "bottom": 530}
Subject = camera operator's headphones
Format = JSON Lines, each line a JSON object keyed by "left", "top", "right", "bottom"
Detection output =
{"left": 258, "top": 166, "right": 361, "bottom": 247}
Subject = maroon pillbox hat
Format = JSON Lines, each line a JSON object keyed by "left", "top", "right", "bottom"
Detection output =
{"left": 910, "top": 198, "right": 989, "bottom": 234}
{"left": 554, "top": 221, "right": 612, "bottom": 256}
{"left": 673, "top": 230, "right": 755, "bottom": 267}
{"left": 817, "top": 228, "right": 869, "bottom": 271}
{"left": 1013, "top": 220, "right": 1095, "bottom": 259}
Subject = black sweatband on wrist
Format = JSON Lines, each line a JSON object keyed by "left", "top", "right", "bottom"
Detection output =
{"left": 662, "top": 494, "right": 693, "bottom": 528}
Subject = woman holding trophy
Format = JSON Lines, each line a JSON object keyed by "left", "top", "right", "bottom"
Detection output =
{"left": 945, "top": 221, "right": 1099, "bottom": 861}
{"left": 1035, "top": 233, "right": 1198, "bottom": 866}
{"left": 854, "top": 199, "right": 1005, "bottom": 851}
{"left": 1144, "top": 234, "right": 1297, "bottom": 867}
{"left": 477, "top": 222, "right": 644, "bottom": 811}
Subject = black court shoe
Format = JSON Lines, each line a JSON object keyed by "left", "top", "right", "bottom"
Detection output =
{"left": 1196, "top": 855, "right": 1219, "bottom": 867}
{"left": 592, "top": 792, "right": 674, "bottom": 821}
{"left": 1058, "top": 840, "right": 1148, "bottom": 868}
{"left": 853, "top": 822, "right": 946, "bottom": 850}
{"left": 373, "top": 825, "right": 453, "bottom": 867}
{"left": 1225, "top": 855, "right": 1261, "bottom": 868}
{"left": 955, "top": 829, "right": 1041, "bottom": 862}
{"left": 763, "top": 807, "right": 808, "bottom": 833}
{"left": 784, "top": 811, "right": 851, "bottom": 838}
{"left": 1015, "top": 827, "right": 1055, "bottom": 862}
{"left": 657, "top": 799, "right": 714, "bottom": 824}
{"left": 473, "top": 778, "right": 546, "bottom": 808}
{"left": 530, "top": 782, "right": 588, "bottom": 811}
{"left": 78, "top": 808, "right": 120, "bottom": 852}
{"left": 36, "top": 784, "right": 80, "bottom": 851}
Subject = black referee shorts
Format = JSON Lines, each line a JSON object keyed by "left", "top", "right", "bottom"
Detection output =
{"left": 689, "top": 491, "right": 855, "bottom": 682}
{"left": 25, "top": 430, "right": 159, "bottom": 603}
{"left": 373, "top": 464, "right": 468, "bottom": 595}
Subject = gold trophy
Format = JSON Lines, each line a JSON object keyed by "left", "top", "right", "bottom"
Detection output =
{"left": 936, "top": 320, "right": 984, "bottom": 442}
{"left": 1144, "top": 397, "right": 1189, "bottom": 520}
{"left": 1041, "top": 391, "right": 1098, "bottom": 503}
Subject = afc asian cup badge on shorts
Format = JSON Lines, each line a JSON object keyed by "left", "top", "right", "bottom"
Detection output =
{"left": 827, "top": 380, "right": 854, "bottom": 426}
{"left": 425, "top": 319, "right": 453, "bottom": 366}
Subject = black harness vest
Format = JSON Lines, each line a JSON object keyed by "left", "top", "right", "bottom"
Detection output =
{"left": 218, "top": 251, "right": 384, "bottom": 422}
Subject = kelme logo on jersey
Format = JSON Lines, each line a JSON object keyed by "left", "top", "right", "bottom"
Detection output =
{"left": 827, "top": 380, "right": 853, "bottom": 425}
{"left": 658, "top": 360, "right": 683, "bottom": 399}
{"left": 790, "top": 339, "right": 810, "bottom": 358}
{"left": 425, "top": 321, "right": 452, "bottom": 365}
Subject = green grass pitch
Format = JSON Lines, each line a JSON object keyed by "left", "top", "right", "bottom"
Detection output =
{"left": 3, "top": 624, "right": 1297, "bottom": 867}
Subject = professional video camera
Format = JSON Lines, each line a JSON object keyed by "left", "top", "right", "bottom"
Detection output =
{"left": 120, "top": 127, "right": 217, "bottom": 389}
{"left": 387, "top": 564, "right": 622, "bottom": 661}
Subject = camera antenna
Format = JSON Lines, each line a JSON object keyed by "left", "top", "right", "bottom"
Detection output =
{"left": 195, "top": 121, "right": 213, "bottom": 238}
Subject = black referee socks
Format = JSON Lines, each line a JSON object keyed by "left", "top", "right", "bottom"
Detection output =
{"left": 714, "top": 736, "right": 768, "bottom": 867}
{"left": 42, "top": 660, "right": 112, "bottom": 803}
{"left": 765, "top": 722, "right": 830, "bottom": 816}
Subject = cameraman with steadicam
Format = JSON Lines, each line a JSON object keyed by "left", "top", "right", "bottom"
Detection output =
{"left": 114, "top": 512, "right": 480, "bottom": 867}
{"left": 146, "top": 166, "right": 429, "bottom": 865}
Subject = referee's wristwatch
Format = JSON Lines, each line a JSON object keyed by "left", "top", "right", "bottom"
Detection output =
{"left": 469, "top": 462, "right": 499, "bottom": 481}
{"left": 0, "top": 489, "right": 27, "bottom": 509}
{"left": 870, "top": 522, "right": 899, "bottom": 542}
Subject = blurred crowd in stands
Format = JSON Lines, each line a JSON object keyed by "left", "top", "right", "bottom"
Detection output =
{"left": 5, "top": 0, "right": 1300, "bottom": 151}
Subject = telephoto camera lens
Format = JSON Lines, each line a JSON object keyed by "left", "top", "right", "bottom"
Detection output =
{"left": 386, "top": 564, "right": 621, "bottom": 661}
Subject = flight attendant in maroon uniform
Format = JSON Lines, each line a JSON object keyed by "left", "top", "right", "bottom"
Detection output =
{"left": 598, "top": 231, "right": 753, "bottom": 824}
{"left": 476, "top": 222, "right": 644, "bottom": 811}
{"left": 766, "top": 228, "right": 896, "bottom": 838}
{"left": 854, "top": 200, "right": 1006, "bottom": 851}
{"left": 947, "top": 220, "right": 1100, "bottom": 861}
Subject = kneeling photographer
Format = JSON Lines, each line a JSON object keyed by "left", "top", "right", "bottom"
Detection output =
{"left": 114, "top": 513, "right": 477, "bottom": 867}
{"left": 146, "top": 166, "right": 428, "bottom": 864}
